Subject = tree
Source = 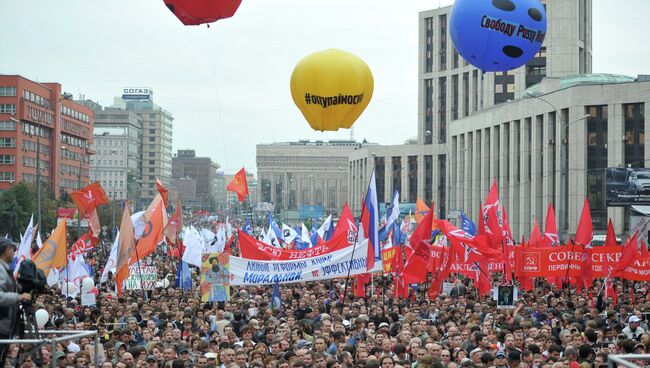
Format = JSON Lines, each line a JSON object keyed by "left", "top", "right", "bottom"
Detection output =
{"left": 0, "top": 182, "right": 58, "bottom": 240}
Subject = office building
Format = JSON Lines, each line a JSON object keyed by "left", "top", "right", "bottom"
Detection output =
{"left": 0, "top": 75, "right": 94, "bottom": 196}
{"left": 172, "top": 149, "right": 219, "bottom": 210}
{"left": 349, "top": 0, "right": 592, "bottom": 219}
{"left": 257, "top": 139, "right": 373, "bottom": 221}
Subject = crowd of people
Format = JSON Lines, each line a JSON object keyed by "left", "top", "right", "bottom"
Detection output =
{"left": 1, "top": 220, "right": 650, "bottom": 368}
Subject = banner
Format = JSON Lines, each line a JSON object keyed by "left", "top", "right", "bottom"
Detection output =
{"left": 238, "top": 230, "right": 350, "bottom": 261}
{"left": 515, "top": 245, "right": 623, "bottom": 278}
{"left": 123, "top": 265, "right": 157, "bottom": 290}
{"left": 618, "top": 256, "right": 650, "bottom": 281}
{"left": 201, "top": 252, "right": 230, "bottom": 302}
{"left": 606, "top": 167, "right": 650, "bottom": 206}
{"left": 230, "top": 239, "right": 381, "bottom": 286}
{"left": 381, "top": 247, "right": 398, "bottom": 273}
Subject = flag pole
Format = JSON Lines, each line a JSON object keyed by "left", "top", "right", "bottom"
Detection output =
{"left": 133, "top": 244, "right": 148, "bottom": 301}
{"left": 341, "top": 168, "right": 375, "bottom": 313}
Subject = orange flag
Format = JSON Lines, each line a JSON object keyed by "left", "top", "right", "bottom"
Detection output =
{"left": 70, "top": 181, "right": 110, "bottom": 214}
{"left": 32, "top": 219, "right": 67, "bottom": 276}
{"left": 155, "top": 177, "right": 169, "bottom": 207}
{"left": 132, "top": 199, "right": 164, "bottom": 263}
{"left": 415, "top": 198, "right": 429, "bottom": 224}
{"left": 227, "top": 168, "right": 249, "bottom": 202}
{"left": 115, "top": 206, "right": 135, "bottom": 296}
{"left": 89, "top": 209, "right": 101, "bottom": 238}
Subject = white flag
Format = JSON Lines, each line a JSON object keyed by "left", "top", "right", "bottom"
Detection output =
{"left": 267, "top": 226, "right": 281, "bottom": 248}
{"left": 182, "top": 226, "right": 203, "bottom": 267}
{"left": 225, "top": 216, "right": 233, "bottom": 239}
{"left": 131, "top": 211, "right": 147, "bottom": 239}
{"left": 14, "top": 215, "right": 34, "bottom": 276}
{"left": 301, "top": 223, "right": 313, "bottom": 248}
{"left": 100, "top": 232, "right": 120, "bottom": 284}
{"left": 385, "top": 190, "right": 400, "bottom": 230}
{"left": 317, "top": 214, "right": 333, "bottom": 240}
{"left": 36, "top": 231, "right": 43, "bottom": 249}
{"left": 281, "top": 224, "right": 298, "bottom": 244}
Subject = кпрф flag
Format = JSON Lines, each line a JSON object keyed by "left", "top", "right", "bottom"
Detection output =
{"left": 361, "top": 171, "right": 380, "bottom": 271}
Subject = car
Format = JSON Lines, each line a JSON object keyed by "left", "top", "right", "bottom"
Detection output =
{"left": 628, "top": 171, "right": 650, "bottom": 195}
{"left": 591, "top": 234, "right": 622, "bottom": 246}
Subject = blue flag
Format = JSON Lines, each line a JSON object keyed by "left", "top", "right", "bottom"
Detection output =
{"left": 175, "top": 261, "right": 192, "bottom": 291}
{"left": 243, "top": 217, "right": 252, "bottom": 235}
{"left": 294, "top": 226, "right": 311, "bottom": 250}
{"left": 392, "top": 221, "right": 406, "bottom": 246}
{"left": 460, "top": 211, "right": 477, "bottom": 236}
{"left": 271, "top": 281, "right": 282, "bottom": 313}
{"left": 268, "top": 214, "right": 283, "bottom": 241}
{"left": 310, "top": 219, "right": 319, "bottom": 246}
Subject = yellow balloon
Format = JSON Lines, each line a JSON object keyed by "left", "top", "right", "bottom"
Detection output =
{"left": 290, "top": 49, "right": 374, "bottom": 132}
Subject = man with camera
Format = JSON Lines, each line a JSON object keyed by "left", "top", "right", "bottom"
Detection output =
{"left": 0, "top": 239, "right": 32, "bottom": 363}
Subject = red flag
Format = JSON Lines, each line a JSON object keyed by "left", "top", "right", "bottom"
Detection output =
{"left": 429, "top": 241, "right": 456, "bottom": 299}
{"left": 403, "top": 239, "right": 430, "bottom": 284}
{"left": 605, "top": 219, "right": 618, "bottom": 248}
{"left": 529, "top": 219, "right": 543, "bottom": 247}
{"left": 164, "top": 197, "right": 183, "bottom": 245}
{"left": 436, "top": 220, "right": 500, "bottom": 259}
{"left": 409, "top": 205, "right": 433, "bottom": 252}
{"left": 605, "top": 278, "right": 618, "bottom": 306}
{"left": 612, "top": 231, "right": 638, "bottom": 276}
{"left": 575, "top": 197, "right": 593, "bottom": 246}
{"left": 483, "top": 181, "right": 504, "bottom": 243}
{"left": 642, "top": 241, "right": 649, "bottom": 258}
{"left": 155, "top": 177, "right": 169, "bottom": 207}
{"left": 332, "top": 203, "right": 357, "bottom": 247}
{"left": 226, "top": 168, "right": 249, "bottom": 202}
{"left": 70, "top": 181, "right": 110, "bottom": 214}
{"left": 543, "top": 203, "right": 559, "bottom": 247}
{"left": 354, "top": 273, "right": 370, "bottom": 298}
{"left": 69, "top": 231, "right": 99, "bottom": 259}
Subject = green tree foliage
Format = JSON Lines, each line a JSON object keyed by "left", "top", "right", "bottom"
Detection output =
{"left": 0, "top": 183, "right": 58, "bottom": 240}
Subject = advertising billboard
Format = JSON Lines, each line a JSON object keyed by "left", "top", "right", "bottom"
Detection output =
{"left": 606, "top": 167, "right": 650, "bottom": 206}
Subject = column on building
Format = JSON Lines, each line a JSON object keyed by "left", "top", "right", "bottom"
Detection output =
{"left": 480, "top": 128, "right": 490, "bottom": 201}
{"left": 417, "top": 154, "right": 425, "bottom": 202}
{"left": 608, "top": 103, "right": 625, "bottom": 234}
{"left": 471, "top": 130, "right": 481, "bottom": 221}
{"left": 519, "top": 117, "right": 532, "bottom": 238}
{"left": 400, "top": 156, "right": 408, "bottom": 204}
{"left": 509, "top": 120, "right": 521, "bottom": 237}
{"left": 567, "top": 109, "right": 589, "bottom": 235}
{"left": 490, "top": 126, "right": 500, "bottom": 192}
{"left": 543, "top": 112, "right": 556, "bottom": 230}
{"left": 499, "top": 122, "right": 509, "bottom": 212}
{"left": 449, "top": 136, "right": 458, "bottom": 211}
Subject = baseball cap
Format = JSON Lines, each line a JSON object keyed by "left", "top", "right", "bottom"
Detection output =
{"left": 496, "top": 351, "right": 506, "bottom": 358}
{"left": 146, "top": 355, "right": 156, "bottom": 362}
{"left": 379, "top": 322, "right": 389, "bottom": 328}
{"left": 470, "top": 348, "right": 482, "bottom": 356}
{"left": 178, "top": 346, "right": 188, "bottom": 354}
{"left": 342, "top": 320, "right": 351, "bottom": 327}
{"left": 204, "top": 352, "right": 217, "bottom": 359}
{"left": 629, "top": 316, "right": 641, "bottom": 323}
{"left": 0, "top": 238, "right": 16, "bottom": 252}
{"left": 54, "top": 352, "right": 66, "bottom": 360}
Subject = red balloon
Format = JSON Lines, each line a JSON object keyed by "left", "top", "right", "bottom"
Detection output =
{"left": 163, "top": 0, "right": 242, "bottom": 26}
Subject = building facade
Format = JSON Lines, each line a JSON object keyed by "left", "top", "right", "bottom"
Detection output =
{"left": 0, "top": 75, "right": 94, "bottom": 196}
{"left": 83, "top": 105, "right": 143, "bottom": 202}
{"left": 257, "top": 140, "right": 372, "bottom": 221}
{"left": 349, "top": 0, "right": 592, "bottom": 219}
{"left": 449, "top": 76, "right": 649, "bottom": 241}
{"left": 171, "top": 149, "right": 219, "bottom": 210}
{"left": 112, "top": 88, "right": 173, "bottom": 209}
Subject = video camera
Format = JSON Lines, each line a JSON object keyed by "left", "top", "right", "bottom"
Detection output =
{"left": 16, "top": 260, "right": 47, "bottom": 295}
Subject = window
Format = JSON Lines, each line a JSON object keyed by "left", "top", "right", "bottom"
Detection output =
{"left": 0, "top": 155, "right": 14, "bottom": 164}
{"left": 149, "top": 152, "right": 155, "bottom": 157}
{"left": 0, "top": 104, "right": 16, "bottom": 114}
{"left": 149, "top": 129, "right": 155, "bottom": 134}
{"left": 0, "top": 138, "right": 15, "bottom": 148}
{"left": 0, "top": 121, "right": 15, "bottom": 130}
{"left": 0, "top": 87, "right": 16, "bottom": 96}
{"left": 0, "top": 172, "right": 14, "bottom": 182}
{"left": 149, "top": 137, "right": 155, "bottom": 142}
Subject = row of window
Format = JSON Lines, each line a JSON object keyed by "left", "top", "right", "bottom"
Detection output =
{"left": 0, "top": 172, "right": 14, "bottom": 182}
{"left": 27, "top": 106, "right": 54, "bottom": 125}
{"left": 61, "top": 133, "right": 88, "bottom": 149}
{"left": 0, "top": 87, "right": 16, "bottom": 97}
{"left": 22, "top": 140, "right": 48, "bottom": 154}
{"left": 23, "top": 90, "right": 50, "bottom": 108}
{"left": 0, "top": 138, "right": 15, "bottom": 148}
{"left": 0, "top": 155, "right": 14, "bottom": 164}
{"left": 0, "top": 104, "right": 16, "bottom": 114}
{"left": 61, "top": 106, "right": 90, "bottom": 123}
{"left": 23, "top": 157, "right": 50, "bottom": 171}
{"left": 0, "top": 121, "right": 16, "bottom": 131}
{"left": 63, "top": 119, "right": 90, "bottom": 138}
{"left": 22, "top": 122, "right": 50, "bottom": 138}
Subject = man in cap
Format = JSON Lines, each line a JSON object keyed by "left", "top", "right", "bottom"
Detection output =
{"left": 494, "top": 350, "right": 509, "bottom": 368}
{"left": 0, "top": 238, "right": 31, "bottom": 364}
{"left": 623, "top": 315, "right": 645, "bottom": 340}
{"left": 53, "top": 351, "right": 67, "bottom": 368}
{"left": 146, "top": 354, "right": 160, "bottom": 368}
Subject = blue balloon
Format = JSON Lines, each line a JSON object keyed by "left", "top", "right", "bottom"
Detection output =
{"left": 450, "top": 0, "right": 547, "bottom": 72}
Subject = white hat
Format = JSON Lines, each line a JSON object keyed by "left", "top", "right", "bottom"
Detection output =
{"left": 204, "top": 352, "right": 217, "bottom": 359}
{"left": 629, "top": 316, "right": 641, "bottom": 323}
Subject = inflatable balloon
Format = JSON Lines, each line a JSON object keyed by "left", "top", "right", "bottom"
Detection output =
{"left": 290, "top": 49, "right": 374, "bottom": 132}
{"left": 64, "top": 282, "right": 78, "bottom": 295}
{"left": 163, "top": 0, "right": 242, "bottom": 26}
{"left": 82, "top": 277, "right": 95, "bottom": 291}
{"left": 450, "top": 0, "right": 547, "bottom": 72}
{"left": 35, "top": 309, "right": 49, "bottom": 328}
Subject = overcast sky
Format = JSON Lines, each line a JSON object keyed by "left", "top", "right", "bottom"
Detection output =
{"left": 1, "top": 0, "right": 648, "bottom": 174}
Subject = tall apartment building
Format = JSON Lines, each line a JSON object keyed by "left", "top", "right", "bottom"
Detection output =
{"left": 171, "top": 149, "right": 219, "bottom": 210}
{"left": 112, "top": 88, "right": 173, "bottom": 209}
{"left": 349, "top": 0, "right": 592, "bottom": 218}
{"left": 78, "top": 101, "right": 143, "bottom": 202}
{"left": 0, "top": 75, "right": 94, "bottom": 197}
